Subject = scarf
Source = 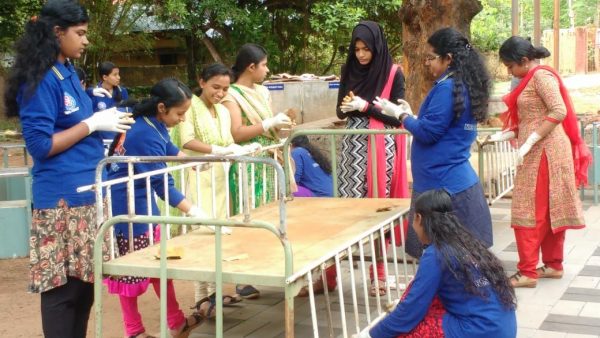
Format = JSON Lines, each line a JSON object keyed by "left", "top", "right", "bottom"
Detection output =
{"left": 227, "top": 84, "right": 277, "bottom": 140}
{"left": 500, "top": 65, "right": 591, "bottom": 186}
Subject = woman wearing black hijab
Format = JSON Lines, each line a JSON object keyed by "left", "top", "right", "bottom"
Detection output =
{"left": 338, "top": 21, "right": 409, "bottom": 296}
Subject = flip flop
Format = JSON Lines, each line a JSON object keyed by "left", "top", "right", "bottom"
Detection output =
{"left": 235, "top": 284, "right": 260, "bottom": 299}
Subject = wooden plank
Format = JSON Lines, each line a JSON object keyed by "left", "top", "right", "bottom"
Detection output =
{"left": 103, "top": 198, "right": 410, "bottom": 286}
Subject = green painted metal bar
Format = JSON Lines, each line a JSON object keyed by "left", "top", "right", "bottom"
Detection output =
{"left": 215, "top": 226, "right": 223, "bottom": 338}
{"left": 593, "top": 126, "right": 598, "bottom": 205}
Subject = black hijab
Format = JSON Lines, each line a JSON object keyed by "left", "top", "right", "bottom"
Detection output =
{"left": 341, "top": 21, "right": 393, "bottom": 102}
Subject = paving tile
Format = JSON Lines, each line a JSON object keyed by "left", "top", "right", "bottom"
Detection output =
{"left": 580, "top": 302, "right": 600, "bottom": 318}
{"left": 532, "top": 330, "right": 567, "bottom": 338}
{"left": 540, "top": 314, "right": 600, "bottom": 336}
{"left": 561, "top": 287, "right": 600, "bottom": 303}
{"left": 504, "top": 242, "right": 518, "bottom": 252}
{"left": 580, "top": 265, "right": 600, "bottom": 277}
{"left": 565, "top": 333, "right": 600, "bottom": 338}
{"left": 593, "top": 247, "right": 600, "bottom": 257}
{"left": 516, "top": 303, "right": 553, "bottom": 329}
{"left": 517, "top": 327, "right": 538, "bottom": 338}
{"left": 550, "top": 300, "right": 585, "bottom": 316}
{"left": 569, "top": 276, "right": 600, "bottom": 289}
{"left": 588, "top": 257, "right": 600, "bottom": 267}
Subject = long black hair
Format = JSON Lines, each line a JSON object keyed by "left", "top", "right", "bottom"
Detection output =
{"left": 107, "top": 78, "right": 192, "bottom": 157}
{"left": 231, "top": 43, "right": 267, "bottom": 82}
{"left": 291, "top": 135, "right": 332, "bottom": 175}
{"left": 427, "top": 27, "right": 491, "bottom": 123}
{"left": 499, "top": 36, "right": 551, "bottom": 64}
{"left": 5, "top": 0, "right": 89, "bottom": 117}
{"left": 197, "top": 63, "right": 232, "bottom": 96}
{"left": 415, "top": 189, "right": 516, "bottom": 310}
{"left": 98, "top": 61, "right": 123, "bottom": 102}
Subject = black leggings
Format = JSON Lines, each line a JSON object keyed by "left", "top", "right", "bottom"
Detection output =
{"left": 41, "top": 277, "right": 94, "bottom": 338}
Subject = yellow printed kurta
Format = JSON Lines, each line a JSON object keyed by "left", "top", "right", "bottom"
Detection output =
{"left": 512, "top": 69, "right": 584, "bottom": 230}
{"left": 171, "top": 95, "right": 234, "bottom": 218}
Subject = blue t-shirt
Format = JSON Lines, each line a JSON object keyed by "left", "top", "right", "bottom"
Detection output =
{"left": 18, "top": 61, "right": 105, "bottom": 209}
{"left": 291, "top": 147, "right": 333, "bottom": 197}
{"left": 403, "top": 72, "right": 479, "bottom": 194}
{"left": 370, "top": 245, "right": 516, "bottom": 338}
{"left": 86, "top": 83, "right": 129, "bottom": 141}
{"left": 107, "top": 116, "right": 184, "bottom": 236}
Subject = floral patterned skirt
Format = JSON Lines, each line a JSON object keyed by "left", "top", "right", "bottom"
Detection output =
{"left": 29, "top": 199, "right": 108, "bottom": 293}
{"left": 104, "top": 232, "right": 153, "bottom": 297}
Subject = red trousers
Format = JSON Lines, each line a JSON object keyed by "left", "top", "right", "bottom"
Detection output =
{"left": 514, "top": 152, "right": 566, "bottom": 279}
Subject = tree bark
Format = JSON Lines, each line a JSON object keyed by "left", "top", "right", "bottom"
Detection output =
{"left": 400, "top": 0, "right": 482, "bottom": 112}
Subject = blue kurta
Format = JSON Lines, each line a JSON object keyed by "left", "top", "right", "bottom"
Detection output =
{"left": 108, "top": 116, "right": 184, "bottom": 236}
{"left": 370, "top": 245, "right": 516, "bottom": 338}
{"left": 292, "top": 147, "right": 333, "bottom": 197}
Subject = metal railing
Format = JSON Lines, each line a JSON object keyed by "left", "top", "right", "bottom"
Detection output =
{"left": 476, "top": 128, "right": 518, "bottom": 205}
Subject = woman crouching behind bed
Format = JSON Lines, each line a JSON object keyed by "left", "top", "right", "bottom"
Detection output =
{"left": 357, "top": 189, "right": 516, "bottom": 338}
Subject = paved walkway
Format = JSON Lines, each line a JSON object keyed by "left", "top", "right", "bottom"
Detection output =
{"left": 188, "top": 194, "right": 600, "bottom": 338}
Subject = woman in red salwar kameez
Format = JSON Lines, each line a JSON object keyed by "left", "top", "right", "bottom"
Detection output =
{"left": 493, "top": 36, "right": 590, "bottom": 288}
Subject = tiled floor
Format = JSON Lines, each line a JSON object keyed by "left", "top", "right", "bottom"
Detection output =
{"left": 189, "top": 196, "right": 600, "bottom": 337}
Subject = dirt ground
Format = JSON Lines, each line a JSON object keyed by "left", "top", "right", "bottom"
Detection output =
{"left": 0, "top": 257, "right": 216, "bottom": 338}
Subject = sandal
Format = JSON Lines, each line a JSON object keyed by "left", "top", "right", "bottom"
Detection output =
{"left": 509, "top": 271, "right": 537, "bottom": 288}
{"left": 192, "top": 297, "right": 216, "bottom": 319}
{"left": 536, "top": 265, "right": 563, "bottom": 279}
{"left": 171, "top": 312, "right": 204, "bottom": 338}
{"left": 236, "top": 284, "right": 260, "bottom": 299}
{"left": 369, "top": 279, "right": 387, "bottom": 297}
{"left": 213, "top": 292, "right": 243, "bottom": 306}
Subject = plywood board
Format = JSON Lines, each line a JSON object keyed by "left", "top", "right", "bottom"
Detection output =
{"left": 102, "top": 198, "right": 410, "bottom": 286}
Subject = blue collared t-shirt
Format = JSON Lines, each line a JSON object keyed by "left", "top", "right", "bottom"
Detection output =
{"left": 17, "top": 61, "right": 105, "bottom": 209}
{"left": 403, "top": 72, "right": 479, "bottom": 194}
{"left": 108, "top": 115, "right": 184, "bottom": 236}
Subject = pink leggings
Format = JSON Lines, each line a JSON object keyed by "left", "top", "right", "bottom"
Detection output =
{"left": 119, "top": 278, "right": 185, "bottom": 336}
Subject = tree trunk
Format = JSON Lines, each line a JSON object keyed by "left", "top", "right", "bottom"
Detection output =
{"left": 201, "top": 33, "right": 223, "bottom": 63}
{"left": 400, "top": 0, "right": 482, "bottom": 112}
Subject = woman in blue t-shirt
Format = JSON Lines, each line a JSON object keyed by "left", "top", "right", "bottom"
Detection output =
{"left": 87, "top": 61, "right": 130, "bottom": 140}
{"left": 359, "top": 190, "right": 516, "bottom": 338}
{"left": 291, "top": 135, "right": 333, "bottom": 197}
{"left": 376, "top": 27, "right": 493, "bottom": 258}
{"left": 4, "top": 1, "right": 133, "bottom": 337}
{"left": 106, "top": 78, "right": 208, "bottom": 338}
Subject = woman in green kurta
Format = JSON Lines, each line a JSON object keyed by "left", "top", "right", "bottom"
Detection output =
{"left": 221, "top": 43, "right": 293, "bottom": 299}
{"left": 222, "top": 43, "right": 293, "bottom": 213}
{"left": 170, "top": 63, "right": 244, "bottom": 316}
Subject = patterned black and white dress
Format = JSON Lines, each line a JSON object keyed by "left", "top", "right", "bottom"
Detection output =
{"left": 338, "top": 115, "right": 397, "bottom": 197}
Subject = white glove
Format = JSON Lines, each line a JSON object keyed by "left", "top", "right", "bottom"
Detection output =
{"left": 224, "top": 143, "right": 245, "bottom": 154}
{"left": 262, "top": 112, "right": 292, "bottom": 131}
{"left": 518, "top": 132, "right": 541, "bottom": 165}
{"left": 92, "top": 87, "right": 112, "bottom": 98}
{"left": 394, "top": 99, "right": 414, "bottom": 121}
{"left": 187, "top": 206, "right": 233, "bottom": 235}
{"left": 82, "top": 107, "right": 134, "bottom": 135}
{"left": 487, "top": 130, "right": 516, "bottom": 143}
{"left": 340, "top": 95, "right": 368, "bottom": 113}
{"left": 210, "top": 145, "right": 233, "bottom": 155}
{"left": 373, "top": 96, "right": 404, "bottom": 119}
{"left": 186, "top": 205, "right": 208, "bottom": 218}
{"left": 242, "top": 142, "right": 262, "bottom": 154}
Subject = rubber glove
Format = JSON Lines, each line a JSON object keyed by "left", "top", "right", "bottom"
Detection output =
{"left": 518, "top": 132, "right": 541, "bottom": 165}
{"left": 340, "top": 95, "right": 368, "bottom": 113}
{"left": 210, "top": 145, "right": 233, "bottom": 155}
{"left": 224, "top": 143, "right": 245, "bottom": 155}
{"left": 373, "top": 96, "right": 403, "bottom": 119}
{"left": 486, "top": 130, "right": 516, "bottom": 143}
{"left": 351, "top": 330, "right": 372, "bottom": 338}
{"left": 394, "top": 99, "right": 414, "bottom": 121}
{"left": 262, "top": 112, "right": 292, "bottom": 131}
{"left": 92, "top": 87, "right": 112, "bottom": 98}
{"left": 82, "top": 107, "right": 134, "bottom": 135}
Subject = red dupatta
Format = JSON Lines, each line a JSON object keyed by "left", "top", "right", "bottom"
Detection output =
{"left": 366, "top": 64, "right": 409, "bottom": 198}
{"left": 500, "top": 65, "right": 591, "bottom": 186}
